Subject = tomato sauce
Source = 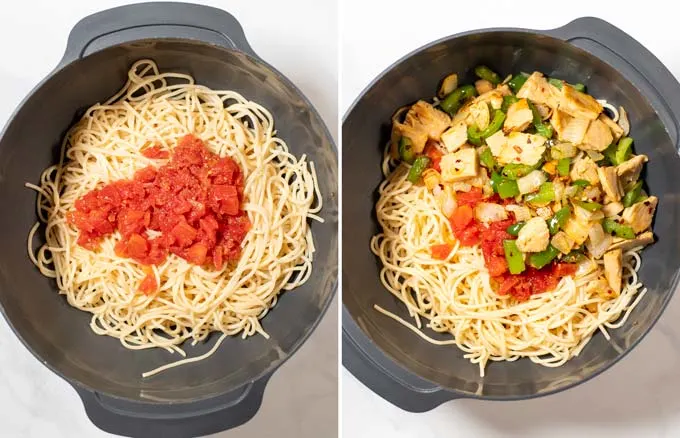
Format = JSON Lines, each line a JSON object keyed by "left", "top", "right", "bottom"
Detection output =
{"left": 69, "top": 134, "right": 250, "bottom": 293}
{"left": 445, "top": 189, "right": 576, "bottom": 301}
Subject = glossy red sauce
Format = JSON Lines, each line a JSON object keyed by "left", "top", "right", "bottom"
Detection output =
{"left": 69, "top": 134, "right": 250, "bottom": 293}
{"left": 445, "top": 187, "right": 576, "bottom": 301}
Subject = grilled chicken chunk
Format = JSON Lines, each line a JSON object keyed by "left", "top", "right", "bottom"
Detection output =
{"left": 617, "top": 154, "right": 648, "bottom": 186}
{"left": 570, "top": 154, "right": 600, "bottom": 185}
{"left": 504, "top": 98, "right": 533, "bottom": 133}
{"left": 608, "top": 231, "right": 654, "bottom": 251}
{"left": 558, "top": 84, "right": 603, "bottom": 120}
{"left": 516, "top": 217, "right": 550, "bottom": 253}
{"left": 622, "top": 196, "right": 658, "bottom": 233}
{"left": 517, "top": 72, "right": 559, "bottom": 107}
{"left": 581, "top": 118, "right": 614, "bottom": 152}
{"left": 394, "top": 100, "right": 451, "bottom": 153}
{"left": 440, "top": 148, "right": 479, "bottom": 182}
{"left": 603, "top": 248, "right": 623, "bottom": 295}
{"left": 597, "top": 166, "right": 623, "bottom": 201}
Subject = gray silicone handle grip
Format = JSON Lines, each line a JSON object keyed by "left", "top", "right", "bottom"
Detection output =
{"left": 60, "top": 2, "right": 256, "bottom": 68}
{"left": 546, "top": 17, "right": 680, "bottom": 146}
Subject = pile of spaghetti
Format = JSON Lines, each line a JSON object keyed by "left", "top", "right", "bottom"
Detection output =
{"left": 372, "top": 66, "right": 654, "bottom": 376}
{"left": 27, "top": 60, "right": 322, "bottom": 377}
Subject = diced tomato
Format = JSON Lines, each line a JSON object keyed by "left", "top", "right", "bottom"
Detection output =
{"left": 456, "top": 187, "right": 484, "bottom": 207}
{"left": 554, "top": 263, "right": 577, "bottom": 277}
{"left": 430, "top": 243, "right": 453, "bottom": 260}
{"left": 141, "top": 144, "right": 170, "bottom": 159}
{"left": 450, "top": 205, "right": 474, "bottom": 230}
{"left": 138, "top": 267, "right": 157, "bottom": 295}
{"left": 185, "top": 243, "right": 208, "bottom": 265}
{"left": 423, "top": 141, "right": 444, "bottom": 173}
{"left": 456, "top": 225, "right": 481, "bottom": 246}
{"left": 486, "top": 255, "right": 508, "bottom": 276}
{"left": 69, "top": 134, "right": 250, "bottom": 272}
{"left": 498, "top": 275, "right": 521, "bottom": 295}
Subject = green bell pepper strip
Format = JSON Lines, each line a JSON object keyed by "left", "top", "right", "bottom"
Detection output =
{"left": 479, "top": 147, "right": 496, "bottom": 170}
{"left": 615, "top": 137, "right": 634, "bottom": 165}
{"left": 548, "top": 206, "right": 571, "bottom": 235}
{"left": 502, "top": 163, "right": 534, "bottom": 180}
{"left": 407, "top": 156, "right": 431, "bottom": 183}
{"left": 503, "top": 240, "right": 526, "bottom": 274}
{"left": 525, "top": 182, "right": 555, "bottom": 204}
{"left": 490, "top": 171, "right": 502, "bottom": 193}
{"left": 469, "top": 109, "right": 506, "bottom": 143}
{"left": 506, "top": 222, "right": 525, "bottom": 236}
{"left": 398, "top": 136, "right": 416, "bottom": 164}
{"left": 501, "top": 95, "right": 519, "bottom": 112}
{"left": 508, "top": 73, "right": 528, "bottom": 94}
{"left": 548, "top": 78, "right": 585, "bottom": 93}
{"left": 622, "top": 181, "right": 643, "bottom": 208}
{"left": 557, "top": 158, "right": 571, "bottom": 177}
{"left": 562, "top": 249, "right": 585, "bottom": 263}
{"left": 572, "top": 83, "right": 586, "bottom": 92}
{"left": 467, "top": 125, "right": 483, "bottom": 146}
{"left": 498, "top": 179, "right": 520, "bottom": 199}
{"left": 572, "top": 179, "right": 590, "bottom": 188}
{"left": 440, "top": 85, "right": 477, "bottom": 116}
{"left": 602, "top": 218, "right": 636, "bottom": 239}
{"left": 475, "top": 65, "right": 501, "bottom": 85}
{"left": 528, "top": 100, "right": 554, "bottom": 138}
{"left": 529, "top": 244, "right": 560, "bottom": 269}
{"left": 575, "top": 200, "right": 603, "bottom": 212}
{"left": 635, "top": 191, "right": 649, "bottom": 203}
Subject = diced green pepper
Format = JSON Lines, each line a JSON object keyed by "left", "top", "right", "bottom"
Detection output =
{"left": 501, "top": 95, "right": 519, "bottom": 112}
{"left": 602, "top": 218, "right": 636, "bottom": 239}
{"left": 503, "top": 240, "right": 526, "bottom": 274}
{"left": 557, "top": 158, "right": 571, "bottom": 177}
{"left": 479, "top": 147, "right": 496, "bottom": 170}
{"left": 635, "top": 191, "right": 649, "bottom": 203}
{"left": 502, "top": 163, "right": 534, "bottom": 180}
{"left": 498, "top": 178, "right": 520, "bottom": 199}
{"left": 407, "top": 156, "right": 431, "bottom": 183}
{"left": 572, "top": 83, "right": 586, "bottom": 92}
{"left": 398, "top": 136, "right": 416, "bottom": 164}
{"left": 572, "top": 179, "right": 590, "bottom": 188}
{"left": 562, "top": 249, "right": 585, "bottom": 263}
{"left": 468, "top": 110, "right": 506, "bottom": 145}
{"left": 440, "top": 85, "right": 477, "bottom": 116}
{"left": 506, "top": 222, "right": 525, "bottom": 236}
{"left": 467, "top": 125, "right": 483, "bottom": 146}
{"left": 525, "top": 182, "right": 555, "bottom": 204}
{"left": 622, "top": 181, "right": 643, "bottom": 208}
{"left": 548, "top": 206, "right": 571, "bottom": 235}
{"left": 529, "top": 244, "right": 560, "bottom": 269}
{"left": 490, "top": 171, "right": 502, "bottom": 193}
{"left": 528, "top": 100, "right": 554, "bottom": 138}
{"left": 575, "top": 200, "right": 602, "bottom": 212}
{"left": 475, "top": 65, "right": 501, "bottom": 85}
{"left": 615, "top": 137, "right": 634, "bottom": 165}
{"left": 508, "top": 73, "right": 528, "bottom": 94}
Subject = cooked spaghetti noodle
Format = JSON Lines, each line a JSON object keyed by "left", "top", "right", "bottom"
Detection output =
{"left": 371, "top": 153, "right": 646, "bottom": 376}
{"left": 27, "top": 59, "right": 322, "bottom": 377}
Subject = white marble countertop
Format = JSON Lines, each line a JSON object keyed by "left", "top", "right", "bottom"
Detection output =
{"left": 0, "top": 1, "right": 337, "bottom": 437}
{"left": 341, "top": 1, "right": 680, "bottom": 437}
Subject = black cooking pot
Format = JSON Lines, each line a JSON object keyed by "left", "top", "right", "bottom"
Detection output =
{"left": 343, "top": 17, "right": 680, "bottom": 410}
{"left": 0, "top": 3, "right": 337, "bottom": 437}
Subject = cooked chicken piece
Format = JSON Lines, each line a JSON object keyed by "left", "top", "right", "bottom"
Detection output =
{"left": 516, "top": 217, "right": 550, "bottom": 253}
{"left": 517, "top": 170, "right": 547, "bottom": 195}
{"left": 440, "top": 121, "right": 468, "bottom": 153}
{"left": 491, "top": 132, "right": 547, "bottom": 166}
{"left": 551, "top": 231, "right": 574, "bottom": 254}
{"left": 475, "top": 202, "right": 508, "bottom": 223}
{"left": 582, "top": 185, "right": 603, "bottom": 201}
{"left": 475, "top": 79, "right": 494, "bottom": 95}
{"left": 496, "top": 84, "right": 512, "bottom": 97}
{"left": 517, "top": 72, "right": 559, "bottom": 107}
{"left": 617, "top": 154, "right": 648, "bottom": 186}
{"left": 486, "top": 130, "right": 507, "bottom": 157}
{"left": 557, "top": 84, "right": 603, "bottom": 120}
{"left": 452, "top": 100, "right": 475, "bottom": 126}
{"left": 599, "top": 113, "right": 624, "bottom": 141}
{"left": 440, "top": 148, "right": 479, "bottom": 182}
{"left": 622, "top": 196, "right": 658, "bottom": 233}
{"left": 503, "top": 98, "right": 533, "bottom": 133}
{"left": 569, "top": 154, "right": 600, "bottom": 185}
{"left": 597, "top": 166, "right": 623, "bottom": 201}
{"left": 608, "top": 231, "right": 654, "bottom": 251}
{"left": 477, "top": 88, "right": 506, "bottom": 110}
{"left": 394, "top": 100, "right": 451, "bottom": 153}
{"left": 564, "top": 217, "right": 590, "bottom": 245}
{"left": 505, "top": 204, "right": 532, "bottom": 222}
{"left": 603, "top": 248, "right": 623, "bottom": 295}
{"left": 586, "top": 222, "right": 613, "bottom": 259}
{"left": 470, "top": 101, "right": 490, "bottom": 130}
{"left": 551, "top": 110, "right": 589, "bottom": 144}
{"left": 602, "top": 202, "right": 624, "bottom": 217}
{"left": 535, "top": 206, "right": 554, "bottom": 220}
{"left": 573, "top": 203, "right": 604, "bottom": 223}
{"left": 580, "top": 118, "right": 614, "bottom": 152}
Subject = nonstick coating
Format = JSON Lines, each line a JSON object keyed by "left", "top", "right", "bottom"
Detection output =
{"left": 343, "top": 30, "right": 680, "bottom": 398}
{"left": 0, "top": 40, "right": 338, "bottom": 403}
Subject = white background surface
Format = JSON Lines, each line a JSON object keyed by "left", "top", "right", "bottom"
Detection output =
{"left": 0, "top": 1, "right": 337, "bottom": 437}
{"left": 341, "top": 1, "right": 680, "bottom": 437}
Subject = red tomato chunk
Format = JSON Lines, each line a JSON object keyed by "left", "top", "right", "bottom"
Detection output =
{"left": 68, "top": 135, "right": 251, "bottom": 281}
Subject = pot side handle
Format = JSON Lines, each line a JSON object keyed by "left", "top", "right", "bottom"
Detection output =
{"left": 545, "top": 17, "right": 680, "bottom": 147}
{"left": 59, "top": 2, "right": 257, "bottom": 68}
{"left": 72, "top": 374, "right": 270, "bottom": 438}
{"left": 342, "top": 307, "right": 459, "bottom": 412}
